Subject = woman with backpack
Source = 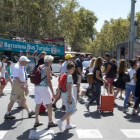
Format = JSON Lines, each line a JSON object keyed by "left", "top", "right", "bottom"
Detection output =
{"left": 34, "top": 55, "right": 57, "bottom": 128}
{"left": 57, "top": 61, "right": 77, "bottom": 132}
{"left": 123, "top": 59, "right": 137, "bottom": 113}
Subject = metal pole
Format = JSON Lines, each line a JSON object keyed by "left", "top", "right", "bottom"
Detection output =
{"left": 129, "top": 0, "right": 136, "bottom": 59}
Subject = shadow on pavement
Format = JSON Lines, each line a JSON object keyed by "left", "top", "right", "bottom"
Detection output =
{"left": 124, "top": 113, "right": 140, "bottom": 123}
{"left": 54, "top": 110, "right": 65, "bottom": 119}
{"left": 84, "top": 111, "right": 101, "bottom": 119}
{"left": 0, "top": 119, "right": 23, "bottom": 130}
{"left": 17, "top": 128, "right": 33, "bottom": 140}
{"left": 54, "top": 130, "right": 74, "bottom": 140}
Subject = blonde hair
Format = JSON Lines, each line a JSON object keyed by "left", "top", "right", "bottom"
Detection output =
{"left": 89, "top": 57, "right": 96, "bottom": 68}
{"left": 44, "top": 55, "right": 54, "bottom": 63}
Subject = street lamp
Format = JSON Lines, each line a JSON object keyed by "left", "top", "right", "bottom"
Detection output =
{"left": 129, "top": 0, "right": 137, "bottom": 59}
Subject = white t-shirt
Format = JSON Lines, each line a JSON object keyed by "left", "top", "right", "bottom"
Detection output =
{"left": 0, "top": 62, "right": 6, "bottom": 78}
{"left": 60, "top": 61, "right": 68, "bottom": 77}
{"left": 89, "top": 66, "right": 94, "bottom": 73}
{"left": 126, "top": 69, "right": 136, "bottom": 85}
{"left": 13, "top": 62, "right": 26, "bottom": 82}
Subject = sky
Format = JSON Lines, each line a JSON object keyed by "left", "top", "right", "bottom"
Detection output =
{"left": 77, "top": 0, "right": 140, "bottom": 31}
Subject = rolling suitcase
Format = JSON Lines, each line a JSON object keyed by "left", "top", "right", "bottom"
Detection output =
{"left": 100, "top": 83, "right": 114, "bottom": 113}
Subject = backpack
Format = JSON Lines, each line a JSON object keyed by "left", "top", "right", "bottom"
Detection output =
{"left": 30, "top": 65, "right": 46, "bottom": 85}
{"left": 122, "top": 70, "right": 133, "bottom": 83}
{"left": 59, "top": 73, "right": 67, "bottom": 92}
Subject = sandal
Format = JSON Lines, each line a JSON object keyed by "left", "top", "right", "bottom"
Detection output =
{"left": 48, "top": 121, "right": 57, "bottom": 128}
{"left": 34, "top": 122, "right": 43, "bottom": 128}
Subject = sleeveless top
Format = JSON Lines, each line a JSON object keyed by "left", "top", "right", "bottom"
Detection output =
{"left": 36, "top": 65, "right": 49, "bottom": 87}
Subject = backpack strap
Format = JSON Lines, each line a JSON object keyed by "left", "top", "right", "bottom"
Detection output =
{"left": 39, "top": 65, "right": 47, "bottom": 81}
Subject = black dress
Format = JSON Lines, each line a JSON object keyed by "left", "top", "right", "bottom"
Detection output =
{"left": 115, "top": 72, "right": 126, "bottom": 90}
{"left": 135, "top": 68, "right": 140, "bottom": 97}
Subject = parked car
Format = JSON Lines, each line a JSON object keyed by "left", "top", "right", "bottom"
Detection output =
{"left": 82, "top": 61, "right": 90, "bottom": 81}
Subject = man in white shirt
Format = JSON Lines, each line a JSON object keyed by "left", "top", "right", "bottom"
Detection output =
{"left": 4, "top": 56, "right": 35, "bottom": 119}
{"left": 0, "top": 55, "right": 8, "bottom": 96}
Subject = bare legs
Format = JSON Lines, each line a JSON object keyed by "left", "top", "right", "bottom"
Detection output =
{"left": 35, "top": 103, "right": 53, "bottom": 123}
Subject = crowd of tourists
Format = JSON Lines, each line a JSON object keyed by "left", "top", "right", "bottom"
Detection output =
{"left": 0, "top": 52, "right": 140, "bottom": 132}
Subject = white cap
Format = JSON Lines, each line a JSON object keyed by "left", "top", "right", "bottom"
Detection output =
{"left": 19, "top": 56, "right": 30, "bottom": 62}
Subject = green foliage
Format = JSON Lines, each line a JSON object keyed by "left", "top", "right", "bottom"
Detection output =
{"left": 0, "top": 0, "right": 97, "bottom": 52}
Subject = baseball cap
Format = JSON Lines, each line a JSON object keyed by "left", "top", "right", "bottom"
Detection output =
{"left": 65, "top": 54, "right": 73, "bottom": 59}
{"left": 19, "top": 56, "right": 30, "bottom": 62}
{"left": 2, "top": 55, "right": 9, "bottom": 59}
{"left": 105, "top": 53, "right": 110, "bottom": 57}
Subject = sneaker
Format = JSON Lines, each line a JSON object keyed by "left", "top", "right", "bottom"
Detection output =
{"left": 28, "top": 110, "right": 35, "bottom": 118}
{"left": 52, "top": 104, "right": 58, "bottom": 110}
{"left": 4, "top": 114, "right": 15, "bottom": 120}
{"left": 57, "top": 119, "right": 63, "bottom": 132}
{"left": 60, "top": 105, "right": 66, "bottom": 111}
{"left": 85, "top": 103, "right": 89, "bottom": 111}
{"left": 65, "top": 124, "right": 76, "bottom": 130}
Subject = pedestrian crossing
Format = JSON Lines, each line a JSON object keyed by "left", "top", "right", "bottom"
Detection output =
{"left": 1, "top": 129, "right": 140, "bottom": 139}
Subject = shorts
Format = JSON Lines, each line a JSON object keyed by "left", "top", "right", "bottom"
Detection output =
{"left": 61, "top": 95, "right": 76, "bottom": 113}
{"left": 105, "top": 78, "right": 115, "bottom": 87}
{"left": 77, "top": 75, "right": 82, "bottom": 84}
{"left": 0, "top": 77, "right": 6, "bottom": 85}
{"left": 10, "top": 81, "right": 25, "bottom": 102}
{"left": 34, "top": 86, "right": 52, "bottom": 105}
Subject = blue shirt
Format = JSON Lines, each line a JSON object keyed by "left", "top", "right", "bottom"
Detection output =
{"left": 5, "top": 66, "right": 11, "bottom": 79}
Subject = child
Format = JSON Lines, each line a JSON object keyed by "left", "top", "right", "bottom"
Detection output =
{"left": 5, "top": 61, "right": 13, "bottom": 86}
{"left": 57, "top": 61, "right": 77, "bottom": 132}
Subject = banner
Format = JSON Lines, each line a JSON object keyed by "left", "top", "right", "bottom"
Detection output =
{"left": 0, "top": 38, "right": 64, "bottom": 55}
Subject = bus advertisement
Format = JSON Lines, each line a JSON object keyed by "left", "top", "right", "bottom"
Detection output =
{"left": 0, "top": 37, "right": 65, "bottom": 73}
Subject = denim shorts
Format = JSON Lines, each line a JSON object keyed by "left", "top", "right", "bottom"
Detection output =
{"left": 61, "top": 95, "right": 76, "bottom": 113}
